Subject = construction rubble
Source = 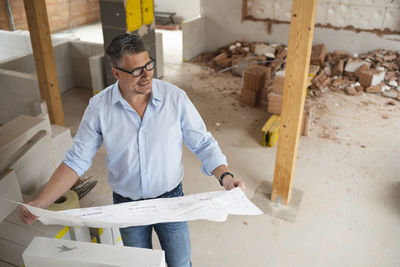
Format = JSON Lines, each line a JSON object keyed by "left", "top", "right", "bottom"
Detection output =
{"left": 192, "top": 41, "right": 399, "bottom": 142}
{"left": 192, "top": 41, "right": 400, "bottom": 103}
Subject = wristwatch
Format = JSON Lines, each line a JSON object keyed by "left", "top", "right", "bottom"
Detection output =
{"left": 219, "top": 172, "right": 234, "bottom": 186}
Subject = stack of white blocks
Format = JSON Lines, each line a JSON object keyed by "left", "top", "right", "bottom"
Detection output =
{"left": 23, "top": 237, "right": 165, "bottom": 267}
{"left": 0, "top": 109, "right": 79, "bottom": 266}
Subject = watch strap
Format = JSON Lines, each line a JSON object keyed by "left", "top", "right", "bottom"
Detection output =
{"left": 219, "top": 172, "right": 234, "bottom": 186}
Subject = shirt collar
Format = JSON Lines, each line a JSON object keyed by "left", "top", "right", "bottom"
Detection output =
{"left": 150, "top": 79, "right": 163, "bottom": 105}
{"left": 111, "top": 80, "right": 124, "bottom": 106}
{"left": 112, "top": 79, "right": 164, "bottom": 106}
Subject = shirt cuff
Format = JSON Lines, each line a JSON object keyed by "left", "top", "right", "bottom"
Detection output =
{"left": 62, "top": 159, "right": 85, "bottom": 177}
{"left": 201, "top": 154, "right": 227, "bottom": 176}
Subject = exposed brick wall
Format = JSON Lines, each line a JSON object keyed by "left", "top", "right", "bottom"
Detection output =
{"left": 0, "top": 0, "right": 100, "bottom": 33}
{"left": 0, "top": 1, "right": 11, "bottom": 30}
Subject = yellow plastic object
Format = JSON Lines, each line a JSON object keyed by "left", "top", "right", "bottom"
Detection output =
{"left": 55, "top": 226, "right": 70, "bottom": 239}
{"left": 307, "top": 65, "right": 320, "bottom": 87}
{"left": 261, "top": 115, "right": 280, "bottom": 147}
{"left": 142, "top": 0, "right": 154, "bottom": 25}
{"left": 266, "top": 116, "right": 280, "bottom": 147}
{"left": 126, "top": 0, "right": 142, "bottom": 32}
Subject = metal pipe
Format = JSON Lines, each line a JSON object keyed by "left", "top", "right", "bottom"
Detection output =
{"left": 5, "top": 0, "right": 15, "bottom": 31}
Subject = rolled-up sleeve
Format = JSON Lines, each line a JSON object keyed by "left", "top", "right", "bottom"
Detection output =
{"left": 180, "top": 92, "right": 227, "bottom": 176}
{"left": 63, "top": 101, "right": 103, "bottom": 176}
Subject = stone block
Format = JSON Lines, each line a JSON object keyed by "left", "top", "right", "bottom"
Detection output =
{"left": 7, "top": 133, "right": 55, "bottom": 194}
{"left": 0, "top": 115, "right": 52, "bottom": 163}
{"left": 0, "top": 69, "right": 40, "bottom": 99}
{"left": 0, "top": 170, "right": 23, "bottom": 223}
{"left": 22, "top": 237, "right": 165, "bottom": 267}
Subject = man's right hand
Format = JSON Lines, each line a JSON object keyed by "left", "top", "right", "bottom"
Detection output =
{"left": 19, "top": 201, "right": 40, "bottom": 225}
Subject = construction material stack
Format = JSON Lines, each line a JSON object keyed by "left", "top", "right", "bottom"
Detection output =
{"left": 240, "top": 65, "right": 268, "bottom": 106}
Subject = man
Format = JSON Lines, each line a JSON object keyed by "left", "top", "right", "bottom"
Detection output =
{"left": 20, "top": 34, "right": 245, "bottom": 267}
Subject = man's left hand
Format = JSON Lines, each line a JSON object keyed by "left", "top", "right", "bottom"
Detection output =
{"left": 222, "top": 176, "right": 246, "bottom": 191}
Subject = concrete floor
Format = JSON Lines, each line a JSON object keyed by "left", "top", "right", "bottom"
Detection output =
{"left": 60, "top": 24, "right": 400, "bottom": 266}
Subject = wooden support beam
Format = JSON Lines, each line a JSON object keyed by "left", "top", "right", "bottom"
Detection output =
{"left": 271, "top": 0, "right": 318, "bottom": 205}
{"left": 23, "top": 0, "right": 65, "bottom": 126}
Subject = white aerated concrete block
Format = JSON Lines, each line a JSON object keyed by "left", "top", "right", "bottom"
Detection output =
{"left": 3, "top": 206, "right": 71, "bottom": 239}
{"left": 345, "top": 58, "right": 368, "bottom": 73}
{"left": 0, "top": 170, "right": 22, "bottom": 222}
{"left": 89, "top": 54, "right": 106, "bottom": 92}
{"left": 29, "top": 100, "right": 48, "bottom": 117}
{"left": 53, "top": 140, "right": 73, "bottom": 166}
{"left": 0, "top": 208, "right": 72, "bottom": 266}
{"left": 52, "top": 125, "right": 73, "bottom": 166}
{"left": 182, "top": 16, "right": 205, "bottom": 62}
{"left": 70, "top": 226, "right": 91, "bottom": 243}
{"left": 0, "top": 238, "right": 25, "bottom": 266}
{"left": 155, "top": 32, "right": 164, "bottom": 78}
{"left": 0, "top": 115, "right": 52, "bottom": 163}
{"left": 371, "top": 70, "right": 386, "bottom": 86}
{"left": 51, "top": 125, "right": 72, "bottom": 148}
{"left": 11, "top": 133, "right": 56, "bottom": 194}
{"left": 23, "top": 237, "right": 165, "bottom": 267}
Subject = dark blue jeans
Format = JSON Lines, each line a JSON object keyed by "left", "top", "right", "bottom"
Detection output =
{"left": 113, "top": 183, "right": 192, "bottom": 267}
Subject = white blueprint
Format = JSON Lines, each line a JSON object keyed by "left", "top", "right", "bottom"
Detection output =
{"left": 17, "top": 188, "right": 263, "bottom": 228}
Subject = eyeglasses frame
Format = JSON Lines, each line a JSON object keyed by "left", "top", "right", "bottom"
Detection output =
{"left": 113, "top": 57, "right": 156, "bottom": 78}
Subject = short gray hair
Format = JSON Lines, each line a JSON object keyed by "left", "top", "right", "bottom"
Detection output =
{"left": 105, "top": 33, "right": 147, "bottom": 67}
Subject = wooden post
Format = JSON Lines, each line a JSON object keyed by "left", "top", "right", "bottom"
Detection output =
{"left": 23, "top": 0, "right": 65, "bottom": 126}
{"left": 271, "top": 0, "right": 318, "bottom": 205}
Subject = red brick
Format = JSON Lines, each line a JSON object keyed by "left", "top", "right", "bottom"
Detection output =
{"left": 365, "top": 83, "right": 384, "bottom": 93}
{"left": 311, "top": 44, "right": 326, "bottom": 67}
{"left": 243, "top": 65, "right": 267, "bottom": 92}
{"left": 0, "top": 0, "right": 100, "bottom": 33}
{"left": 332, "top": 59, "right": 344, "bottom": 76}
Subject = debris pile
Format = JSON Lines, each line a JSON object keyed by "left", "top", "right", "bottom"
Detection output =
{"left": 310, "top": 45, "right": 400, "bottom": 101}
{"left": 192, "top": 42, "right": 400, "bottom": 102}
{"left": 191, "top": 41, "right": 288, "bottom": 77}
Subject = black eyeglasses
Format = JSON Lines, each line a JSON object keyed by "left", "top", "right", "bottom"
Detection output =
{"left": 114, "top": 58, "right": 156, "bottom": 78}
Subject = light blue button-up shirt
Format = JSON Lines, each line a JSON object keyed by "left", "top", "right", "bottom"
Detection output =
{"left": 63, "top": 79, "right": 227, "bottom": 200}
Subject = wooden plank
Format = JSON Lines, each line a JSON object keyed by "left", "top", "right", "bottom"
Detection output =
{"left": 271, "top": 0, "right": 318, "bottom": 205}
{"left": 23, "top": 0, "right": 65, "bottom": 126}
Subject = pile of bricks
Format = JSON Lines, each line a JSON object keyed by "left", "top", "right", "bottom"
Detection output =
{"left": 240, "top": 65, "right": 268, "bottom": 106}
{"left": 192, "top": 41, "right": 288, "bottom": 76}
{"left": 266, "top": 70, "right": 312, "bottom": 136}
{"left": 310, "top": 45, "right": 400, "bottom": 101}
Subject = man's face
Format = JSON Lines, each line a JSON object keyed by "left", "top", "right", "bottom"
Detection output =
{"left": 112, "top": 51, "right": 154, "bottom": 96}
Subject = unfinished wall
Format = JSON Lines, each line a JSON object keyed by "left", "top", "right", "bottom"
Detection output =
{"left": 154, "top": 0, "right": 201, "bottom": 22}
{"left": 182, "top": 16, "right": 205, "bottom": 61}
{"left": 246, "top": 0, "right": 400, "bottom": 32}
{"left": 0, "top": 0, "right": 100, "bottom": 33}
{"left": 0, "top": 36, "right": 105, "bottom": 124}
{"left": 0, "top": 30, "right": 68, "bottom": 62}
{"left": 200, "top": 0, "right": 400, "bottom": 55}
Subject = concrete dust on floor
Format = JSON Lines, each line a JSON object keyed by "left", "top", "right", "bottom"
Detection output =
{"left": 60, "top": 26, "right": 400, "bottom": 267}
